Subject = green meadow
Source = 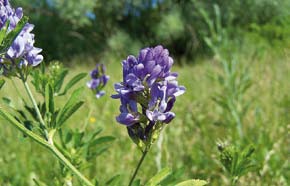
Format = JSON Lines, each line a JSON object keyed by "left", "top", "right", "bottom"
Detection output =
{"left": 0, "top": 50, "right": 289, "bottom": 185}
{"left": 1, "top": 0, "right": 290, "bottom": 185}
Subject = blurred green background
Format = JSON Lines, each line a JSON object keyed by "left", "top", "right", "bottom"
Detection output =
{"left": 13, "top": 0, "right": 290, "bottom": 61}
{"left": 0, "top": 0, "right": 289, "bottom": 186}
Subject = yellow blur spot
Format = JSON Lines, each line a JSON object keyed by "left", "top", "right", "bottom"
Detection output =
{"left": 89, "top": 117, "right": 96, "bottom": 123}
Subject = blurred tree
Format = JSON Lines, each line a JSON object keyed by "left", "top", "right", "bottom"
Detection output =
{"left": 12, "top": 0, "right": 290, "bottom": 62}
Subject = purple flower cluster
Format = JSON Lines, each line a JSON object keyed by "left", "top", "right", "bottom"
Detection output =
{"left": 87, "top": 64, "right": 109, "bottom": 98}
{"left": 0, "top": 0, "right": 22, "bottom": 31}
{"left": 112, "top": 45, "right": 185, "bottom": 144}
{"left": 0, "top": 0, "right": 43, "bottom": 76}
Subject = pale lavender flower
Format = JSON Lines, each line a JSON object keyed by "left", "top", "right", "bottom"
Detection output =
{"left": 0, "top": 0, "right": 22, "bottom": 31}
{"left": 0, "top": 0, "right": 43, "bottom": 77}
{"left": 87, "top": 64, "right": 109, "bottom": 98}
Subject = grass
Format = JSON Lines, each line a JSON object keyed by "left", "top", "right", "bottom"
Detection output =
{"left": 0, "top": 49, "right": 289, "bottom": 186}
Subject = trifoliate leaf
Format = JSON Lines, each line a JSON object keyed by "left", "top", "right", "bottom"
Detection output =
{"left": 175, "top": 179, "right": 208, "bottom": 186}
{"left": 145, "top": 167, "right": 172, "bottom": 186}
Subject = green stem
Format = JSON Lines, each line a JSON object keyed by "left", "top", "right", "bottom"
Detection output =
{"left": 230, "top": 176, "right": 238, "bottom": 186}
{"left": 232, "top": 108, "right": 243, "bottom": 139}
{"left": 50, "top": 145, "right": 94, "bottom": 186}
{"left": 82, "top": 107, "right": 93, "bottom": 131}
{"left": 0, "top": 108, "right": 50, "bottom": 148}
{"left": 0, "top": 109, "right": 94, "bottom": 186}
{"left": 22, "top": 79, "right": 48, "bottom": 139}
{"left": 128, "top": 150, "right": 148, "bottom": 186}
{"left": 155, "top": 131, "right": 164, "bottom": 171}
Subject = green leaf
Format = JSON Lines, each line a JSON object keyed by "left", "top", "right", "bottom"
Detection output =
{"left": 60, "top": 73, "right": 87, "bottom": 95}
{"left": 159, "top": 167, "right": 185, "bottom": 185}
{"left": 0, "top": 66, "right": 3, "bottom": 75}
{"left": 175, "top": 179, "right": 208, "bottom": 186}
{"left": 64, "top": 87, "right": 84, "bottom": 106}
{"left": 1, "top": 16, "right": 28, "bottom": 50}
{"left": 56, "top": 87, "right": 84, "bottom": 126}
{"left": 65, "top": 131, "right": 73, "bottom": 144}
{"left": 89, "top": 146, "right": 110, "bottom": 157}
{"left": 145, "top": 167, "right": 172, "bottom": 186}
{"left": 74, "top": 131, "right": 85, "bottom": 147}
{"left": 57, "top": 101, "right": 84, "bottom": 127}
{"left": 54, "top": 69, "right": 68, "bottom": 93}
{"left": 33, "top": 179, "right": 47, "bottom": 186}
{"left": 94, "top": 179, "right": 99, "bottom": 186}
{"left": 106, "top": 174, "right": 122, "bottom": 186}
{"left": 88, "top": 136, "right": 115, "bottom": 158}
{"left": 24, "top": 120, "right": 33, "bottom": 131}
{"left": 0, "top": 21, "right": 9, "bottom": 46}
{"left": 0, "top": 108, "right": 48, "bottom": 147}
{"left": 0, "top": 79, "right": 5, "bottom": 89}
{"left": 88, "top": 128, "right": 103, "bottom": 141}
{"left": 131, "top": 179, "right": 141, "bottom": 186}
{"left": 45, "top": 83, "right": 54, "bottom": 114}
{"left": 90, "top": 136, "right": 115, "bottom": 146}
{"left": 17, "top": 109, "right": 28, "bottom": 120}
{"left": 2, "top": 97, "right": 14, "bottom": 109}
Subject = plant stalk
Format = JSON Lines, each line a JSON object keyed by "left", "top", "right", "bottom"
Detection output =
{"left": 0, "top": 108, "right": 50, "bottom": 148}
{"left": 15, "top": 77, "right": 94, "bottom": 185}
{"left": 50, "top": 144, "right": 94, "bottom": 186}
{"left": 22, "top": 79, "right": 48, "bottom": 139}
{"left": 0, "top": 109, "right": 94, "bottom": 186}
{"left": 128, "top": 150, "right": 148, "bottom": 186}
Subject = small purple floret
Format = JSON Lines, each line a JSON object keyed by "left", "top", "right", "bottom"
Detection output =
{"left": 87, "top": 64, "right": 109, "bottom": 99}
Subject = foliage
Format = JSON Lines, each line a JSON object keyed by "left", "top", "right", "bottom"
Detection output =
{"left": 0, "top": 1, "right": 289, "bottom": 186}
{"left": 217, "top": 142, "right": 258, "bottom": 185}
{"left": 12, "top": 0, "right": 290, "bottom": 61}
{"left": 0, "top": 51, "right": 289, "bottom": 185}
{"left": 0, "top": 79, "right": 5, "bottom": 89}
{"left": 107, "top": 31, "right": 142, "bottom": 58}
{"left": 52, "top": 0, "right": 97, "bottom": 27}
{"left": 0, "top": 8, "right": 206, "bottom": 184}
{"left": 212, "top": 59, "right": 252, "bottom": 139}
